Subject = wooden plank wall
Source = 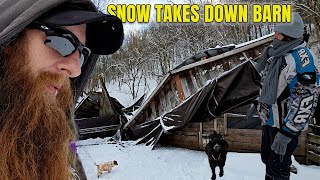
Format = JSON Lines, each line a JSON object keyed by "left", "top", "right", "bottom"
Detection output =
{"left": 306, "top": 124, "right": 320, "bottom": 165}
{"left": 160, "top": 116, "right": 308, "bottom": 164}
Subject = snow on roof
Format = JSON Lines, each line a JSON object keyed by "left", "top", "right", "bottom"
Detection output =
{"left": 235, "top": 33, "right": 274, "bottom": 49}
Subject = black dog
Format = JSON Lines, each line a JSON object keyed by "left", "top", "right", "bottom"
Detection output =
{"left": 205, "top": 131, "right": 228, "bottom": 180}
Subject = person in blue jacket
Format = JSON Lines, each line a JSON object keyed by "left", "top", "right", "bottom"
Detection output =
{"left": 256, "top": 12, "right": 320, "bottom": 180}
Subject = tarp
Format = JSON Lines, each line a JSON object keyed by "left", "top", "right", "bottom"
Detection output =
{"left": 123, "top": 94, "right": 146, "bottom": 115}
{"left": 124, "top": 61, "right": 261, "bottom": 148}
{"left": 173, "top": 45, "right": 236, "bottom": 70}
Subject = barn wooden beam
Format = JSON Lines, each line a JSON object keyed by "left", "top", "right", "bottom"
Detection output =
{"left": 199, "top": 122, "right": 203, "bottom": 148}
{"left": 174, "top": 74, "right": 185, "bottom": 101}
{"left": 98, "top": 76, "right": 115, "bottom": 117}
{"left": 171, "top": 34, "right": 274, "bottom": 74}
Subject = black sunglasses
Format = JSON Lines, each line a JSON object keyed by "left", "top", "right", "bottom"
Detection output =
{"left": 28, "top": 22, "right": 91, "bottom": 67}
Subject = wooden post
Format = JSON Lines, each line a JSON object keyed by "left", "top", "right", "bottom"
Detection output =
{"left": 98, "top": 75, "right": 115, "bottom": 117}
{"left": 199, "top": 122, "right": 203, "bottom": 149}
{"left": 150, "top": 100, "right": 157, "bottom": 120}
{"left": 242, "top": 52, "right": 249, "bottom": 61}
{"left": 214, "top": 118, "right": 217, "bottom": 132}
{"left": 174, "top": 75, "right": 185, "bottom": 101}
{"left": 195, "top": 66, "right": 206, "bottom": 87}
{"left": 224, "top": 114, "right": 228, "bottom": 136}
{"left": 189, "top": 70, "right": 199, "bottom": 91}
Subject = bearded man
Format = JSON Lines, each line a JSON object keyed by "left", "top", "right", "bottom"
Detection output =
{"left": 0, "top": 0, "right": 123, "bottom": 179}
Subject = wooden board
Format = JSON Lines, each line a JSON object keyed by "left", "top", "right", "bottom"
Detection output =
{"left": 308, "top": 133, "right": 320, "bottom": 144}
{"left": 227, "top": 141, "right": 261, "bottom": 152}
{"left": 160, "top": 134, "right": 200, "bottom": 150}
{"left": 309, "top": 124, "right": 320, "bottom": 135}
{"left": 307, "top": 151, "right": 320, "bottom": 164}
{"left": 307, "top": 144, "right": 320, "bottom": 154}
{"left": 227, "top": 128, "right": 261, "bottom": 136}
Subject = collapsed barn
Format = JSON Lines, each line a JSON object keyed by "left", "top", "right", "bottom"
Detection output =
{"left": 75, "top": 77, "right": 128, "bottom": 140}
{"left": 122, "top": 34, "right": 312, "bottom": 164}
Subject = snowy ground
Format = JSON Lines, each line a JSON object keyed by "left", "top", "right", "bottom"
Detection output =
{"left": 77, "top": 138, "right": 320, "bottom": 180}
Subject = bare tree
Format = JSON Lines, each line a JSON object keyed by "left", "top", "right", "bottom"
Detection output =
{"left": 87, "top": 0, "right": 317, "bottom": 102}
{"left": 293, "top": 0, "right": 320, "bottom": 52}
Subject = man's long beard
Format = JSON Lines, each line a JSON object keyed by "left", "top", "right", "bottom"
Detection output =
{"left": 0, "top": 35, "right": 75, "bottom": 180}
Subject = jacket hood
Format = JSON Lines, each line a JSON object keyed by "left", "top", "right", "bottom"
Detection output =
{"left": 0, "top": 0, "right": 97, "bottom": 46}
{"left": 0, "top": 0, "right": 121, "bottom": 99}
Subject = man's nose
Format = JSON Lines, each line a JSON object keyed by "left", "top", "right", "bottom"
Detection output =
{"left": 56, "top": 51, "right": 81, "bottom": 78}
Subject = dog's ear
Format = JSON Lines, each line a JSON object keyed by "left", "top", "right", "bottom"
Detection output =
{"left": 113, "top": 160, "right": 118, "bottom": 165}
{"left": 209, "top": 134, "right": 214, "bottom": 140}
{"left": 213, "top": 131, "right": 217, "bottom": 135}
{"left": 205, "top": 143, "right": 213, "bottom": 155}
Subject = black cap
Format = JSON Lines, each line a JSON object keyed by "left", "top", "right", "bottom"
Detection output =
{"left": 36, "top": 4, "right": 124, "bottom": 55}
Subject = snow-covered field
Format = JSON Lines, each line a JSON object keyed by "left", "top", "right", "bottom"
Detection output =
{"left": 77, "top": 138, "right": 320, "bottom": 180}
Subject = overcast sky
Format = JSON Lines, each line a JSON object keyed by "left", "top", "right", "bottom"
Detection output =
{"left": 103, "top": 0, "right": 187, "bottom": 32}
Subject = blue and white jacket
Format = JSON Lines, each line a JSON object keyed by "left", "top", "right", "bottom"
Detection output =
{"left": 258, "top": 42, "right": 320, "bottom": 137}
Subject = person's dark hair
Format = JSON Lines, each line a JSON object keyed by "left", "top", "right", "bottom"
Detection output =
{"left": 280, "top": 32, "right": 309, "bottom": 43}
{"left": 303, "top": 26, "right": 310, "bottom": 43}
{"left": 303, "top": 33, "right": 310, "bottom": 43}
{"left": 281, "top": 33, "right": 297, "bottom": 42}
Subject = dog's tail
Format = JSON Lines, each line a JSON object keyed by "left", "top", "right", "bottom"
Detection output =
{"left": 94, "top": 162, "right": 99, "bottom": 166}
